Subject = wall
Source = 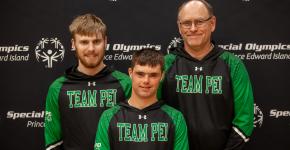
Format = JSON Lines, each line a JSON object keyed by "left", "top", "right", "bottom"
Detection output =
{"left": 0, "top": 0, "right": 289, "bottom": 149}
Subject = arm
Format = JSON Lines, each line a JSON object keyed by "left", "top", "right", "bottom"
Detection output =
{"left": 174, "top": 112, "right": 189, "bottom": 150}
{"left": 44, "top": 77, "right": 66, "bottom": 150}
{"left": 157, "top": 54, "right": 176, "bottom": 100}
{"left": 225, "top": 61, "right": 254, "bottom": 150}
{"left": 94, "top": 111, "right": 111, "bottom": 150}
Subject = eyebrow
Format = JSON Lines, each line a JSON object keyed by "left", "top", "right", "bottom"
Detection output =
{"left": 135, "top": 71, "right": 160, "bottom": 76}
{"left": 180, "top": 16, "right": 210, "bottom": 21}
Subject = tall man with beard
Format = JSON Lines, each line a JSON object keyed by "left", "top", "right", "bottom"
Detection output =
{"left": 44, "top": 14, "right": 131, "bottom": 150}
{"left": 161, "top": 0, "right": 254, "bottom": 150}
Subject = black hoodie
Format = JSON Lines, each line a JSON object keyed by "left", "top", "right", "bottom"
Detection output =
{"left": 161, "top": 41, "right": 254, "bottom": 150}
{"left": 94, "top": 100, "right": 189, "bottom": 150}
{"left": 45, "top": 66, "right": 131, "bottom": 150}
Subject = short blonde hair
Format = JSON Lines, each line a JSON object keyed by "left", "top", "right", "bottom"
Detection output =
{"left": 69, "top": 13, "right": 107, "bottom": 38}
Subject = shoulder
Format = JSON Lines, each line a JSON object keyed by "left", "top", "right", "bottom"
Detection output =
{"left": 165, "top": 53, "right": 177, "bottom": 63}
{"left": 164, "top": 54, "right": 177, "bottom": 72}
{"left": 219, "top": 50, "right": 250, "bottom": 80}
{"left": 111, "top": 70, "right": 129, "bottom": 77}
{"left": 161, "top": 104, "right": 186, "bottom": 127}
{"left": 102, "top": 105, "right": 121, "bottom": 117}
{"left": 111, "top": 70, "right": 130, "bottom": 80}
{"left": 49, "top": 76, "right": 67, "bottom": 90}
{"left": 161, "top": 104, "right": 183, "bottom": 118}
{"left": 219, "top": 50, "right": 244, "bottom": 66}
{"left": 111, "top": 70, "right": 131, "bottom": 91}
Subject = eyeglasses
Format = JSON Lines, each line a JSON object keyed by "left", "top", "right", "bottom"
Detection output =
{"left": 179, "top": 16, "right": 212, "bottom": 29}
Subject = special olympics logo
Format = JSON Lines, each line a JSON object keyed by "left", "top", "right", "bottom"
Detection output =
{"left": 254, "top": 103, "right": 263, "bottom": 128}
{"left": 167, "top": 37, "right": 182, "bottom": 54}
{"left": 35, "top": 38, "right": 65, "bottom": 68}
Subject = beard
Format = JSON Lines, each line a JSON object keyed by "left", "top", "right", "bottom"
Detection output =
{"left": 76, "top": 51, "right": 104, "bottom": 69}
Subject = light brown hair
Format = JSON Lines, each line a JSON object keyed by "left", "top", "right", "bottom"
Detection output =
{"left": 69, "top": 13, "right": 107, "bottom": 39}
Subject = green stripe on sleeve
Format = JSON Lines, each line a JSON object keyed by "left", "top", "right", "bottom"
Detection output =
{"left": 161, "top": 105, "right": 189, "bottom": 150}
{"left": 94, "top": 105, "right": 121, "bottom": 150}
{"left": 44, "top": 76, "right": 66, "bottom": 147}
{"left": 219, "top": 51, "right": 254, "bottom": 136}
{"left": 157, "top": 54, "right": 177, "bottom": 100}
{"left": 112, "top": 71, "right": 132, "bottom": 99}
{"left": 164, "top": 54, "right": 176, "bottom": 72}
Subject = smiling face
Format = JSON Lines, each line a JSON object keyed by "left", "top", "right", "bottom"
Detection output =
{"left": 72, "top": 32, "right": 107, "bottom": 70}
{"left": 129, "top": 64, "right": 163, "bottom": 101}
{"left": 178, "top": 1, "right": 216, "bottom": 52}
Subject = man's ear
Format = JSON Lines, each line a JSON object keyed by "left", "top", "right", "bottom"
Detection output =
{"left": 128, "top": 68, "right": 133, "bottom": 78}
{"left": 210, "top": 16, "right": 217, "bottom": 32}
{"left": 161, "top": 71, "right": 165, "bottom": 81}
{"left": 71, "top": 38, "right": 75, "bottom": 50}
{"left": 104, "top": 36, "right": 108, "bottom": 49}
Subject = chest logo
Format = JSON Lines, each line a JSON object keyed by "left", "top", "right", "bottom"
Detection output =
{"left": 88, "top": 81, "right": 96, "bottom": 86}
{"left": 67, "top": 89, "right": 117, "bottom": 108}
{"left": 117, "top": 122, "right": 169, "bottom": 142}
{"left": 138, "top": 115, "right": 147, "bottom": 120}
{"left": 194, "top": 66, "right": 203, "bottom": 71}
{"left": 175, "top": 75, "right": 223, "bottom": 94}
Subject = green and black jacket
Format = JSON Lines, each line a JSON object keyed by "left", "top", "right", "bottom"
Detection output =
{"left": 44, "top": 66, "right": 131, "bottom": 150}
{"left": 94, "top": 101, "right": 189, "bottom": 150}
{"left": 161, "top": 41, "right": 254, "bottom": 150}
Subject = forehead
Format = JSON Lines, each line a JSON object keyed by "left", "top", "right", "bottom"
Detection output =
{"left": 178, "top": 1, "right": 209, "bottom": 20}
{"left": 133, "top": 64, "right": 162, "bottom": 73}
{"left": 74, "top": 32, "right": 104, "bottom": 40}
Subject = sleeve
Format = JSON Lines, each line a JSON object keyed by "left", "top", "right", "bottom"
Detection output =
{"left": 173, "top": 112, "right": 189, "bottom": 150}
{"left": 112, "top": 71, "right": 132, "bottom": 99}
{"left": 94, "top": 111, "right": 111, "bottom": 150}
{"left": 44, "top": 78, "right": 65, "bottom": 150}
{"left": 224, "top": 60, "right": 254, "bottom": 150}
{"left": 157, "top": 54, "right": 176, "bottom": 100}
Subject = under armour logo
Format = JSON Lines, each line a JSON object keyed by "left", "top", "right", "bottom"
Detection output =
{"left": 194, "top": 66, "right": 203, "bottom": 71}
{"left": 138, "top": 115, "right": 147, "bottom": 120}
{"left": 88, "top": 81, "right": 96, "bottom": 86}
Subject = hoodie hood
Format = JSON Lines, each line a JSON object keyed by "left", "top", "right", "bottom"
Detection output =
{"left": 65, "top": 65, "right": 113, "bottom": 81}
{"left": 119, "top": 100, "right": 164, "bottom": 113}
{"left": 168, "top": 39, "right": 224, "bottom": 62}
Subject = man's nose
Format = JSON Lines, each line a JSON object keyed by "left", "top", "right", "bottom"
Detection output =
{"left": 143, "top": 75, "right": 150, "bottom": 83}
{"left": 88, "top": 42, "right": 95, "bottom": 51}
{"left": 189, "top": 23, "right": 198, "bottom": 31}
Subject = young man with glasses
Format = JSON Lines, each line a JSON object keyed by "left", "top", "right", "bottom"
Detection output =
{"left": 94, "top": 48, "right": 189, "bottom": 150}
{"left": 161, "top": 0, "right": 254, "bottom": 150}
